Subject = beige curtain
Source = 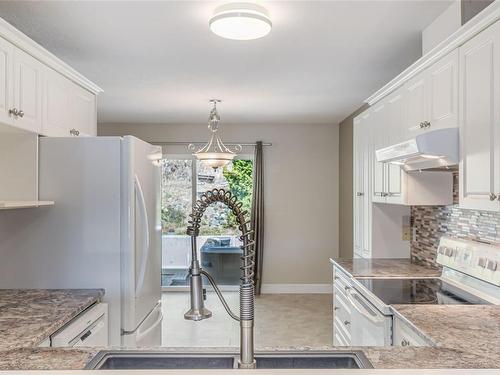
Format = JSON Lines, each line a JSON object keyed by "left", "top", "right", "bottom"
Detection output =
{"left": 251, "top": 141, "right": 264, "bottom": 295}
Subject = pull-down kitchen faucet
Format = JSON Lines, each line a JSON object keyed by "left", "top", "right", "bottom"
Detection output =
{"left": 184, "top": 188, "right": 256, "bottom": 369}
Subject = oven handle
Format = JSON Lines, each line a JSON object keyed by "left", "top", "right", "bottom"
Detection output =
{"left": 346, "top": 289, "right": 381, "bottom": 324}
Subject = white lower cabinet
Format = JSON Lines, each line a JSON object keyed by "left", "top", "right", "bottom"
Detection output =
{"left": 392, "top": 315, "right": 431, "bottom": 347}
{"left": 459, "top": 19, "right": 500, "bottom": 212}
{"left": 50, "top": 303, "right": 108, "bottom": 347}
{"left": 333, "top": 267, "right": 392, "bottom": 347}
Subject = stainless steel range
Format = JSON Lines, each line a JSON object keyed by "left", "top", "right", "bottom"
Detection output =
{"left": 333, "top": 237, "right": 500, "bottom": 346}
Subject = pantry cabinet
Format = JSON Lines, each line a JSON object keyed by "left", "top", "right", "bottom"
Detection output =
{"left": 353, "top": 114, "right": 372, "bottom": 259}
{"left": 459, "top": 20, "right": 500, "bottom": 212}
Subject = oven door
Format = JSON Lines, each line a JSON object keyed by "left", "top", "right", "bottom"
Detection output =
{"left": 346, "top": 288, "right": 392, "bottom": 346}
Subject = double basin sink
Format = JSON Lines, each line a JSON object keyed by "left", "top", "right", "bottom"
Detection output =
{"left": 86, "top": 350, "right": 372, "bottom": 370}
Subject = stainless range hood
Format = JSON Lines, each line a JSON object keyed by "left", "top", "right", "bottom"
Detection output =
{"left": 375, "top": 128, "right": 458, "bottom": 171}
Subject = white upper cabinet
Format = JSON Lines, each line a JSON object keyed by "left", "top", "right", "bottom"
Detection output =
{"left": 403, "top": 50, "right": 459, "bottom": 140}
{"left": 404, "top": 71, "right": 428, "bottom": 139}
{"left": 42, "top": 68, "right": 97, "bottom": 137}
{"left": 43, "top": 68, "right": 70, "bottom": 137}
{"left": 371, "top": 102, "right": 388, "bottom": 203}
{"left": 428, "top": 49, "right": 459, "bottom": 130}
{"left": 459, "top": 20, "right": 500, "bottom": 212}
{"left": 385, "top": 92, "right": 404, "bottom": 204}
{"left": 0, "top": 18, "right": 101, "bottom": 136}
{"left": 0, "top": 37, "right": 13, "bottom": 126}
{"left": 69, "top": 81, "right": 96, "bottom": 137}
{"left": 12, "top": 48, "right": 43, "bottom": 133}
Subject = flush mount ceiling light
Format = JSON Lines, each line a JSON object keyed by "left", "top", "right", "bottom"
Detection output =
{"left": 188, "top": 100, "right": 241, "bottom": 169}
{"left": 209, "top": 2, "right": 272, "bottom": 40}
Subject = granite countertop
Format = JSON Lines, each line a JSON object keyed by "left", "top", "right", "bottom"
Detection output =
{"left": 0, "top": 289, "right": 104, "bottom": 350}
{"left": 392, "top": 305, "right": 500, "bottom": 361}
{"left": 330, "top": 258, "right": 441, "bottom": 278}
{"left": 0, "top": 285, "right": 498, "bottom": 370}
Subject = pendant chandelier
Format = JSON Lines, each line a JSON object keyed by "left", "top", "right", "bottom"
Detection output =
{"left": 188, "top": 100, "right": 241, "bottom": 169}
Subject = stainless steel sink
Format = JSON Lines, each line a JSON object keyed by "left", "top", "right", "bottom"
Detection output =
{"left": 85, "top": 351, "right": 373, "bottom": 370}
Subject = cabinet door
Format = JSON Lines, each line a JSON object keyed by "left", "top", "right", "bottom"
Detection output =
{"left": 70, "top": 82, "right": 96, "bottom": 136}
{"left": 12, "top": 49, "right": 43, "bottom": 133}
{"left": 353, "top": 118, "right": 364, "bottom": 257}
{"left": 428, "top": 49, "right": 459, "bottom": 130}
{"left": 371, "top": 104, "right": 387, "bottom": 203}
{"left": 385, "top": 92, "right": 404, "bottom": 204}
{"left": 43, "top": 68, "right": 70, "bottom": 136}
{"left": 0, "top": 37, "right": 13, "bottom": 126}
{"left": 361, "top": 120, "right": 372, "bottom": 258}
{"left": 459, "top": 20, "right": 500, "bottom": 212}
{"left": 404, "top": 71, "right": 428, "bottom": 139}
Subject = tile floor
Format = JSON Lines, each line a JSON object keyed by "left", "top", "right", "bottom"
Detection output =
{"left": 161, "top": 292, "right": 332, "bottom": 348}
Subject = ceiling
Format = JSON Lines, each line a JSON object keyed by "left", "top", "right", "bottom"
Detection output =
{"left": 0, "top": 1, "right": 453, "bottom": 125}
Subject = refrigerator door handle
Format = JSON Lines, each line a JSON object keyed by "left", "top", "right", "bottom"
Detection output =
{"left": 122, "top": 301, "right": 161, "bottom": 336}
{"left": 134, "top": 174, "right": 150, "bottom": 298}
{"left": 136, "top": 304, "right": 163, "bottom": 343}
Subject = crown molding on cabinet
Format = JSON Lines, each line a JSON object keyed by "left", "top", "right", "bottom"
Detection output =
{"left": 0, "top": 17, "right": 103, "bottom": 94}
{"left": 365, "top": 0, "right": 500, "bottom": 106}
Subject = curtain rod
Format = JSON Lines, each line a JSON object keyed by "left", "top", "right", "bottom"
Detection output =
{"left": 153, "top": 141, "right": 272, "bottom": 146}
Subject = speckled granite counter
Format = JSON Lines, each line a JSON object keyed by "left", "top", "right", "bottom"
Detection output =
{"left": 330, "top": 258, "right": 441, "bottom": 278}
{"left": 392, "top": 305, "right": 500, "bottom": 361}
{"left": 0, "top": 289, "right": 104, "bottom": 350}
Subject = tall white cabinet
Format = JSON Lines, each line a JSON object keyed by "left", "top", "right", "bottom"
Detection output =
{"left": 459, "top": 20, "right": 500, "bottom": 212}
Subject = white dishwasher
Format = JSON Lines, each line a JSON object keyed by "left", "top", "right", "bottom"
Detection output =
{"left": 51, "top": 303, "right": 108, "bottom": 347}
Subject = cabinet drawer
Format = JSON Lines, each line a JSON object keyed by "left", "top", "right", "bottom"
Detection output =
{"left": 393, "top": 315, "right": 431, "bottom": 347}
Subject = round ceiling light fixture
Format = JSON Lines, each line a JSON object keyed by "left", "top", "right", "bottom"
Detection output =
{"left": 209, "top": 2, "right": 272, "bottom": 40}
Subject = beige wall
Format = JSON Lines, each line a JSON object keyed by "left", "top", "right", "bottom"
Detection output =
{"left": 338, "top": 105, "right": 368, "bottom": 259}
{"left": 100, "top": 122, "right": 339, "bottom": 285}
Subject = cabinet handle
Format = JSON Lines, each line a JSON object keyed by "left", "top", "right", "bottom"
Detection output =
{"left": 489, "top": 193, "right": 497, "bottom": 201}
{"left": 69, "top": 129, "right": 80, "bottom": 136}
{"left": 419, "top": 121, "right": 431, "bottom": 129}
{"left": 17, "top": 110, "right": 24, "bottom": 118}
{"left": 401, "top": 339, "right": 410, "bottom": 346}
{"left": 334, "top": 307, "right": 339, "bottom": 311}
{"left": 8, "top": 108, "right": 19, "bottom": 117}
{"left": 356, "top": 192, "right": 364, "bottom": 196}
{"left": 344, "top": 320, "right": 350, "bottom": 326}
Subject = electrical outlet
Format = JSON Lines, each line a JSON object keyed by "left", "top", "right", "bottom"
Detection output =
{"left": 402, "top": 215, "right": 411, "bottom": 241}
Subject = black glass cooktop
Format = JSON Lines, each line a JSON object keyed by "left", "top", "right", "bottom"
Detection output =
{"left": 356, "top": 278, "right": 489, "bottom": 305}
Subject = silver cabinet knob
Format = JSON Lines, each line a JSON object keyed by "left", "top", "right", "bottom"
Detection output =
{"left": 401, "top": 339, "right": 410, "bottom": 346}
{"left": 356, "top": 192, "right": 364, "bottom": 196}
{"left": 489, "top": 193, "right": 497, "bottom": 201}
{"left": 9, "top": 108, "right": 19, "bottom": 116}
{"left": 344, "top": 320, "right": 350, "bottom": 326}
{"left": 69, "top": 128, "right": 80, "bottom": 136}
{"left": 17, "top": 110, "right": 24, "bottom": 118}
{"left": 419, "top": 121, "right": 431, "bottom": 129}
{"left": 334, "top": 306, "right": 339, "bottom": 311}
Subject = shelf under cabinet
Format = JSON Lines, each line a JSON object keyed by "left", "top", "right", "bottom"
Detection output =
{"left": 0, "top": 201, "right": 55, "bottom": 210}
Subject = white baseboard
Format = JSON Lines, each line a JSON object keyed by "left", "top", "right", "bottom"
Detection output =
{"left": 260, "top": 283, "right": 331, "bottom": 294}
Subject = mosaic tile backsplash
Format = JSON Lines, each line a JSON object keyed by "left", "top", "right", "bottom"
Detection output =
{"left": 410, "top": 172, "right": 500, "bottom": 268}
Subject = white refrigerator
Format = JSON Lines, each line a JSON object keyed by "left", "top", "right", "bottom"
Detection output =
{"left": 0, "top": 136, "right": 162, "bottom": 347}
